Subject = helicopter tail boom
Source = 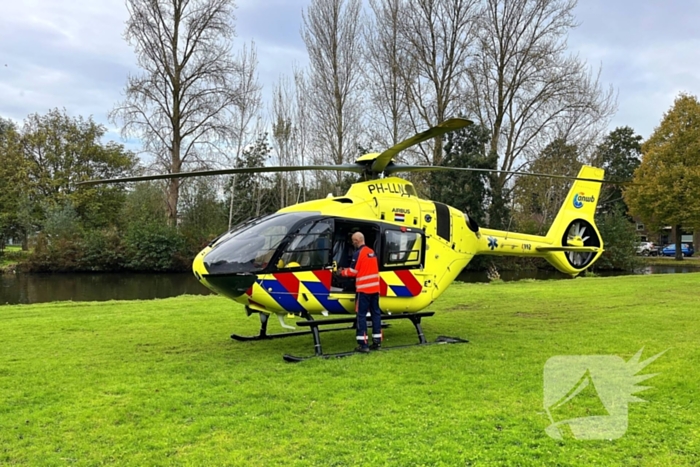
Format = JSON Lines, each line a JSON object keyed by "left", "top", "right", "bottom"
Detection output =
{"left": 475, "top": 165, "right": 605, "bottom": 276}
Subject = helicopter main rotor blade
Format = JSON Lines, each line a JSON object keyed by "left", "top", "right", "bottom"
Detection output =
{"left": 371, "top": 118, "right": 473, "bottom": 174}
{"left": 384, "top": 165, "right": 634, "bottom": 185}
{"left": 78, "top": 164, "right": 364, "bottom": 186}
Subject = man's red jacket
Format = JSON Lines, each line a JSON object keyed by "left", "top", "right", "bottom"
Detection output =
{"left": 340, "top": 245, "right": 380, "bottom": 294}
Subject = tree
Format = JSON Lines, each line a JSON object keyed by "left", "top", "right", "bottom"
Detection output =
{"left": 226, "top": 42, "right": 262, "bottom": 228}
{"left": 592, "top": 207, "right": 640, "bottom": 271}
{"left": 293, "top": 68, "right": 311, "bottom": 202}
{"left": 593, "top": 127, "right": 642, "bottom": 215}
{"left": 365, "top": 0, "right": 414, "bottom": 151}
{"left": 0, "top": 117, "right": 14, "bottom": 138}
{"left": 398, "top": 0, "right": 478, "bottom": 166}
{"left": 466, "top": 0, "right": 615, "bottom": 191}
{"left": 431, "top": 124, "right": 494, "bottom": 224}
{"left": 20, "top": 109, "right": 138, "bottom": 230}
{"left": 625, "top": 93, "right": 700, "bottom": 260}
{"left": 228, "top": 134, "right": 276, "bottom": 226}
{"left": 111, "top": 0, "right": 245, "bottom": 226}
{"left": 513, "top": 138, "right": 581, "bottom": 234}
{"left": 0, "top": 118, "right": 32, "bottom": 248}
{"left": 120, "top": 182, "right": 169, "bottom": 227}
{"left": 270, "top": 75, "right": 297, "bottom": 210}
{"left": 179, "top": 178, "right": 228, "bottom": 250}
{"left": 302, "top": 0, "right": 365, "bottom": 186}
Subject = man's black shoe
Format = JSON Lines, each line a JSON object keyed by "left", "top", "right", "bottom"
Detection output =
{"left": 354, "top": 346, "right": 370, "bottom": 353}
{"left": 369, "top": 342, "right": 381, "bottom": 350}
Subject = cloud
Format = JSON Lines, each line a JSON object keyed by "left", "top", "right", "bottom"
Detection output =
{"left": 0, "top": 0, "right": 136, "bottom": 130}
{"left": 569, "top": 0, "right": 700, "bottom": 138}
{"left": 1, "top": 0, "right": 698, "bottom": 155}
{"left": 0, "top": 0, "right": 310, "bottom": 146}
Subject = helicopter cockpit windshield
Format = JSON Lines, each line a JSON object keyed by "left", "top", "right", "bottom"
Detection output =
{"left": 203, "top": 212, "right": 316, "bottom": 274}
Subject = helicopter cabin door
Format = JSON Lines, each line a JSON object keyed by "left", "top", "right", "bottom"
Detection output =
{"left": 326, "top": 220, "right": 382, "bottom": 311}
{"left": 271, "top": 218, "right": 344, "bottom": 313}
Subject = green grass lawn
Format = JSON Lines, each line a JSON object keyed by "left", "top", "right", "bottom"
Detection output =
{"left": 1, "top": 274, "right": 699, "bottom": 466}
{"left": 0, "top": 246, "right": 30, "bottom": 269}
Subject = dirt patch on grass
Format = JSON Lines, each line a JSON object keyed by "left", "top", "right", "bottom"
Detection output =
{"left": 442, "top": 305, "right": 473, "bottom": 312}
{"left": 514, "top": 312, "right": 564, "bottom": 321}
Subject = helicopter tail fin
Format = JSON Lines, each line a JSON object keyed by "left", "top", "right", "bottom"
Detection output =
{"left": 540, "top": 165, "right": 605, "bottom": 274}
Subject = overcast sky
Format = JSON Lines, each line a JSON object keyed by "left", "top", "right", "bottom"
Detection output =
{"left": 1, "top": 0, "right": 698, "bottom": 153}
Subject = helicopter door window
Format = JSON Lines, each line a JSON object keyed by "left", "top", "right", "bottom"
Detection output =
{"left": 383, "top": 230, "right": 423, "bottom": 268}
{"left": 278, "top": 221, "right": 333, "bottom": 270}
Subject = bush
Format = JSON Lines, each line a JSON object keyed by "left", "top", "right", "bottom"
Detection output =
{"left": 592, "top": 210, "right": 641, "bottom": 271}
{"left": 24, "top": 224, "right": 193, "bottom": 273}
{"left": 79, "top": 228, "right": 126, "bottom": 271}
{"left": 24, "top": 233, "right": 83, "bottom": 272}
{"left": 124, "top": 223, "right": 188, "bottom": 272}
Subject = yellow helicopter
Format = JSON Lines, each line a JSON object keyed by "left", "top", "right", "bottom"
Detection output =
{"left": 84, "top": 118, "right": 607, "bottom": 360}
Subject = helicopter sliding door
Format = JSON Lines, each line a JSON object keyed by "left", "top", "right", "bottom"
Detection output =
{"left": 261, "top": 218, "right": 343, "bottom": 314}
{"left": 378, "top": 227, "right": 425, "bottom": 302}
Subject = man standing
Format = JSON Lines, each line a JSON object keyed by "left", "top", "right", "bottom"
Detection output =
{"left": 340, "top": 232, "right": 382, "bottom": 352}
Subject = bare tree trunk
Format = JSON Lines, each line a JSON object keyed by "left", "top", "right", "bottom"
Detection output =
{"left": 227, "top": 43, "right": 262, "bottom": 228}
{"left": 302, "top": 0, "right": 365, "bottom": 187}
{"left": 228, "top": 174, "right": 242, "bottom": 230}
{"left": 294, "top": 68, "right": 310, "bottom": 202}
{"left": 365, "top": 0, "right": 414, "bottom": 153}
{"left": 398, "top": 0, "right": 478, "bottom": 166}
{"left": 271, "top": 75, "right": 297, "bottom": 209}
{"left": 466, "top": 0, "right": 616, "bottom": 189}
{"left": 111, "top": 0, "right": 246, "bottom": 227}
{"left": 167, "top": 126, "right": 182, "bottom": 226}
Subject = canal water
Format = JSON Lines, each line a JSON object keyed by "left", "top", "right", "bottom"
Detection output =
{"left": 0, "top": 266, "right": 696, "bottom": 305}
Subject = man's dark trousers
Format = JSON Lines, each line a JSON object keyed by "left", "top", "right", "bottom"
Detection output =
{"left": 356, "top": 292, "right": 382, "bottom": 345}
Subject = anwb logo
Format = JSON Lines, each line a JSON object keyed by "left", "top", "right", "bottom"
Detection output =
{"left": 543, "top": 348, "right": 666, "bottom": 440}
{"left": 573, "top": 192, "right": 595, "bottom": 209}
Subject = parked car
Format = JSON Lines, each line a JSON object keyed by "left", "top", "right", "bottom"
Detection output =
{"left": 636, "top": 241, "right": 658, "bottom": 256}
{"left": 661, "top": 243, "right": 694, "bottom": 257}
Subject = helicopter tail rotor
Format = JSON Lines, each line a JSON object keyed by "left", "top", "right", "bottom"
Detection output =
{"left": 541, "top": 166, "right": 605, "bottom": 274}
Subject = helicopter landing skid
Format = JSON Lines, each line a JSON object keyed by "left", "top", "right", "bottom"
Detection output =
{"left": 282, "top": 337, "right": 469, "bottom": 363}
{"left": 231, "top": 312, "right": 389, "bottom": 342}
{"left": 282, "top": 312, "right": 468, "bottom": 362}
{"left": 231, "top": 327, "right": 354, "bottom": 342}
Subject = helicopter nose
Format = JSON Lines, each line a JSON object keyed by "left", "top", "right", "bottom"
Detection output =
{"left": 192, "top": 249, "right": 210, "bottom": 284}
{"left": 192, "top": 248, "right": 256, "bottom": 299}
{"left": 202, "top": 273, "right": 256, "bottom": 299}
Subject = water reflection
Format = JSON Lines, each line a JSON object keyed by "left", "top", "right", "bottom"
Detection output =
{"left": 635, "top": 265, "right": 700, "bottom": 275}
{"left": 0, "top": 265, "right": 696, "bottom": 306}
{"left": 457, "top": 269, "right": 570, "bottom": 283}
{"left": 0, "top": 273, "right": 212, "bottom": 305}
